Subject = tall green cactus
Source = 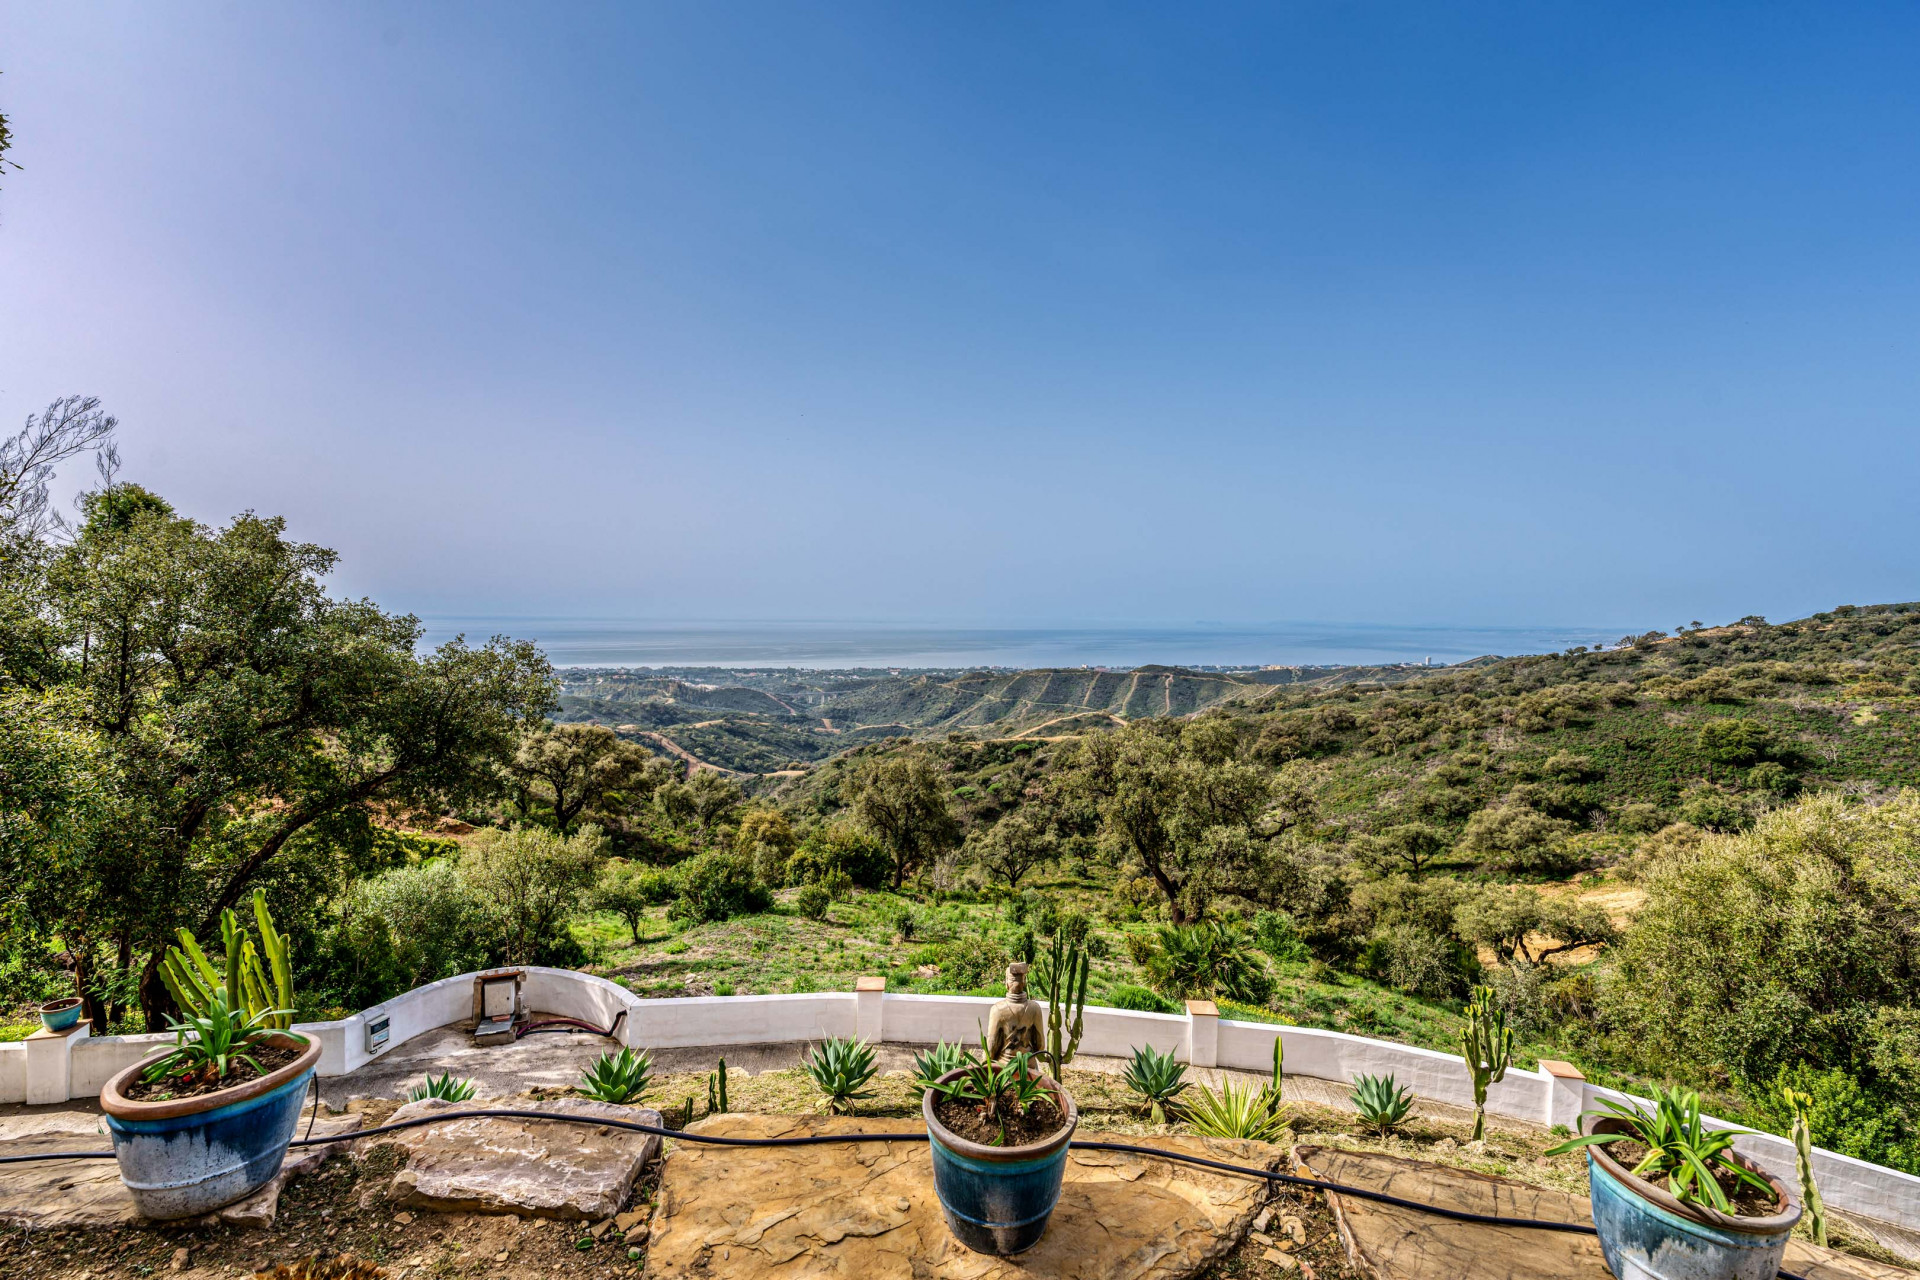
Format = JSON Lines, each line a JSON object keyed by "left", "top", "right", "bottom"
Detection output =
{"left": 1461, "top": 985, "right": 1512, "bottom": 1141}
{"left": 1784, "top": 1088, "right": 1827, "bottom": 1247}
{"left": 708, "top": 1057, "right": 730, "bottom": 1115}
{"left": 157, "top": 891, "right": 296, "bottom": 1027}
{"left": 1041, "top": 928, "right": 1089, "bottom": 1082}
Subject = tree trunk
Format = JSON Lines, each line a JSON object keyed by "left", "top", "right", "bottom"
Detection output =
{"left": 139, "top": 952, "right": 175, "bottom": 1032}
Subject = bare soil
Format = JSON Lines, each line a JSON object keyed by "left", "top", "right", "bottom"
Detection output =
{"left": 123, "top": 1044, "right": 304, "bottom": 1102}
{"left": 933, "top": 1092, "right": 1065, "bottom": 1147}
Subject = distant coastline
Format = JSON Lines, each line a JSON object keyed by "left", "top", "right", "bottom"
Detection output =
{"left": 414, "top": 618, "right": 1627, "bottom": 671}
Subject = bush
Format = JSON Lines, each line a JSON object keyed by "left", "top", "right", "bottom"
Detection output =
{"left": 1253, "top": 910, "right": 1310, "bottom": 963}
{"left": 1458, "top": 804, "right": 1577, "bottom": 876}
{"left": 794, "top": 884, "right": 831, "bottom": 920}
{"left": 785, "top": 822, "right": 892, "bottom": 889}
{"left": 1359, "top": 924, "right": 1477, "bottom": 1000}
{"left": 590, "top": 861, "right": 678, "bottom": 944}
{"left": 669, "top": 850, "right": 773, "bottom": 924}
{"left": 1676, "top": 782, "right": 1753, "bottom": 832}
{"left": 937, "top": 935, "right": 1008, "bottom": 990}
{"left": 1108, "top": 984, "right": 1179, "bottom": 1014}
{"left": 1608, "top": 791, "right": 1920, "bottom": 1170}
{"left": 460, "top": 824, "right": 603, "bottom": 967}
{"left": 1613, "top": 802, "right": 1665, "bottom": 835}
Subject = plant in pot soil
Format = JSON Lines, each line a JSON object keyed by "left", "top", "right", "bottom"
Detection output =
{"left": 99, "top": 893, "right": 317, "bottom": 1220}
{"left": 922, "top": 1040, "right": 1079, "bottom": 1256}
{"left": 1547, "top": 1085, "right": 1800, "bottom": 1280}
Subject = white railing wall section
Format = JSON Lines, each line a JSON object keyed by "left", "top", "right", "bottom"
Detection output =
{"left": 5, "top": 968, "right": 1917, "bottom": 1233}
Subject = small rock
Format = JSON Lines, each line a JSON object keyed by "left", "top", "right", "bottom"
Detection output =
{"left": 1282, "top": 1213, "right": 1306, "bottom": 1244}
{"left": 627, "top": 1246, "right": 643, "bottom": 1261}
{"left": 892, "top": 1197, "right": 911, "bottom": 1213}
{"left": 493, "top": 1251, "right": 509, "bottom": 1262}
{"left": 590, "top": 1219, "right": 613, "bottom": 1238}
{"left": 613, "top": 1209, "right": 647, "bottom": 1232}
{"left": 1251, "top": 1230, "right": 1275, "bottom": 1246}
{"left": 170, "top": 1246, "right": 189, "bottom": 1271}
{"left": 1464, "top": 1139, "right": 1487, "bottom": 1155}
{"left": 1431, "top": 1137, "right": 1458, "bottom": 1153}
{"left": 1252, "top": 1206, "right": 1273, "bottom": 1232}
{"left": 394, "top": 1211, "right": 414, "bottom": 1225}
{"left": 1262, "top": 1247, "right": 1298, "bottom": 1271}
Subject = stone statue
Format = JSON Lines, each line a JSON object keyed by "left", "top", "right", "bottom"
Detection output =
{"left": 986, "top": 962, "right": 1045, "bottom": 1061}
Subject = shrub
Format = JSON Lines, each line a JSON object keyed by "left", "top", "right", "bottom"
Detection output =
{"left": 1676, "top": 782, "right": 1753, "bottom": 833}
{"left": 590, "top": 861, "right": 677, "bottom": 944}
{"left": 1108, "top": 984, "right": 1178, "bottom": 1013}
{"left": 669, "top": 849, "right": 773, "bottom": 923}
{"left": 785, "top": 821, "right": 892, "bottom": 889}
{"left": 1253, "top": 910, "right": 1310, "bottom": 963}
{"left": 794, "top": 883, "right": 831, "bottom": 920}
{"left": 460, "top": 824, "right": 602, "bottom": 966}
{"left": 1359, "top": 924, "right": 1477, "bottom": 1000}
{"left": 1607, "top": 792, "right": 1920, "bottom": 1171}
{"left": 1613, "top": 802, "right": 1665, "bottom": 835}
{"left": 937, "top": 935, "right": 1008, "bottom": 991}
{"left": 1458, "top": 805, "right": 1577, "bottom": 877}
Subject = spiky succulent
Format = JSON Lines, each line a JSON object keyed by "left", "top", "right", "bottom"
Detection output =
{"left": 577, "top": 1047, "right": 654, "bottom": 1105}
{"left": 1122, "top": 1044, "right": 1190, "bottom": 1125}
{"left": 1350, "top": 1072, "right": 1415, "bottom": 1137}
{"left": 805, "top": 1036, "right": 878, "bottom": 1114}
{"left": 407, "top": 1072, "right": 477, "bottom": 1103}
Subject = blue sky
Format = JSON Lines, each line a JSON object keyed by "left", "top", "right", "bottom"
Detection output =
{"left": 1, "top": 3, "right": 1916, "bottom": 631}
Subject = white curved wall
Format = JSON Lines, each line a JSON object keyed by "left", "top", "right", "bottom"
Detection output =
{"left": 8, "top": 969, "right": 1917, "bottom": 1235}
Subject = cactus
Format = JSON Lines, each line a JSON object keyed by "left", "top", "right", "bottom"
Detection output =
{"left": 1784, "top": 1088, "right": 1827, "bottom": 1247}
{"left": 707, "top": 1057, "right": 730, "bottom": 1114}
{"left": 158, "top": 893, "right": 296, "bottom": 1027}
{"left": 1260, "top": 1035, "right": 1285, "bottom": 1116}
{"left": 1461, "top": 985, "right": 1512, "bottom": 1142}
{"left": 1040, "top": 928, "right": 1089, "bottom": 1082}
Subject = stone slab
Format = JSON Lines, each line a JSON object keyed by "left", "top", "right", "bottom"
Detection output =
{"left": 643, "top": 1114, "right": 1281, "bottom": 1280}
{"left": 0, "top": 1110, "right": 361, "bottom": 1230}
{"left": 1297, "top": 1145, "right": 1917, "bottom": 1280}
{"left": 377, "top": 1096, "right": 661, "bottom": 1220}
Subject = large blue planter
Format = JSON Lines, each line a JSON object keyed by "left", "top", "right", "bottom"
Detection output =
{"left": 923, "top": 1066, "right": 1078, "bottom": 1255}
{"left": 1584, "top": 1117, "right": 1799, "bottom": 1280}
{"left": 100, "top": 1032, "right": 320, "bottom": 1220}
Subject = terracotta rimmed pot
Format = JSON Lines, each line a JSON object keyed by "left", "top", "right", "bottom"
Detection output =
{"left": 99, "top": 1031, "right": 319, "bottom": 1220}
{"left": 38, "top": 997, "right": 84, "bottom": 1032}
{"left": 923, "top": 1065, "right": 1079, "bottom": 1256}
{"left": 1583, "top": 1114, "right": 1800, "bottom": 1280}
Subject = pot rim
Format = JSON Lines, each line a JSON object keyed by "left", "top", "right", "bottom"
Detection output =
{"left": 1583, "top": 1114, "right": 1800, "bottom": 1235}
{"left": 923, "top": 1062, "right": 1079, "bottom": 1162}
{"left": 100, "top": 1030, "right": 318, "bottom": 1123}
{"left": 39, "top": 997, "right": 83, "bottom": 1012}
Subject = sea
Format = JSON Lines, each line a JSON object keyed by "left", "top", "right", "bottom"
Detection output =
{"left": 413, "top": 619, "right": 1630, "bottom": 671}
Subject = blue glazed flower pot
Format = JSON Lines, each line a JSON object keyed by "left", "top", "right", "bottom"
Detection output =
{"left": 38, "top": 998, "right": 84, "bottom": 1032}
{"left": 924, "top": 1066, "right": 1079, "bottom": 1256}
{"left": 99, "top": 1032, "right": 319, "bottom": 1221}
{"left": 1584, "top": 1116, "right": 1799, "bottom": 1280}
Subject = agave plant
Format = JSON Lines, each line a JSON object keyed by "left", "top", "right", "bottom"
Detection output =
{"left": 142, "top": 989, "right": 292, "bottom": 1087}
{"left": 1546, "top": 1085, "right": 1774, "bottom": 1213}
{"left": 577, "top": 1047, "right": 655, "bottom": 1105}
{"left": 1185, "top": 1074, "right": 1289, "bottom": 1142}
{"left": 925, "top": 1037, "right": 1055, "bottom": 1146}
{"left": 1122, "top": 1044, "right": 1190, "bottom": 1125}
{"left": 805, "top": 1036, "right": 878, "bottom": 1115}
{"left": 408, "top": 1072, "right": 477, "bottom": 1103}
{"left": 911, "top": 1040, "right": 978, "bottom": 1092}
{"left": 1350, "top": 1072, "right": 1414, "bottom": 1137}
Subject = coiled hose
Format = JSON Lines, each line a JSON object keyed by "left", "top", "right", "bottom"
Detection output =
{"left": 0, "top": 1106, "right": 1815, "bottom": 1279}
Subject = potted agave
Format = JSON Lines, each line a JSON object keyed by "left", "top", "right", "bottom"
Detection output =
{"left": 1548, "top": 1086, "right": 1799, "bottom": 1280}
{"left": 917, "top": 1039, "right": 1079, "bottom": 1256}
{"left": 100, "top": 893, "right": 319, "bottom": 1220}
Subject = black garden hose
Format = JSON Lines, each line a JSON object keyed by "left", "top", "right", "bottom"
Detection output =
{"left": 0, "top": 1107, "right": 1816, "bottom": 1279}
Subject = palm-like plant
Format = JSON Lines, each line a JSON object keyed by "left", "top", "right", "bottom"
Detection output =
{"left": 141, "top": 989, "right": 291, "bottom": 1088}
{"left": 408, "top": 1072, "right": 478, "bottom": 1103}
{"left": 1350, "top": 1073, "right": 1414, "bottom": 1137}
{"left": 1122, "top": 1044, "right": 1190, "bottom": 1125}
{"left": 911, "top": 1040, "right": 978, "bottom": 1092}
{"left": 805, "top": 1037, "right": 878, "bottom": 1114}
{"left": 577, "top": 1047, "right": 655, "bottom": 1105}
{"left": 1142, "top": 922, "right": 1269, "bottom": 1002}
{"left": 1546, "top": 1086, "right": 1774, "bottom": 1213}
{"left": 1185, "top": 1075, "right": 1289, "bottom": 1142}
